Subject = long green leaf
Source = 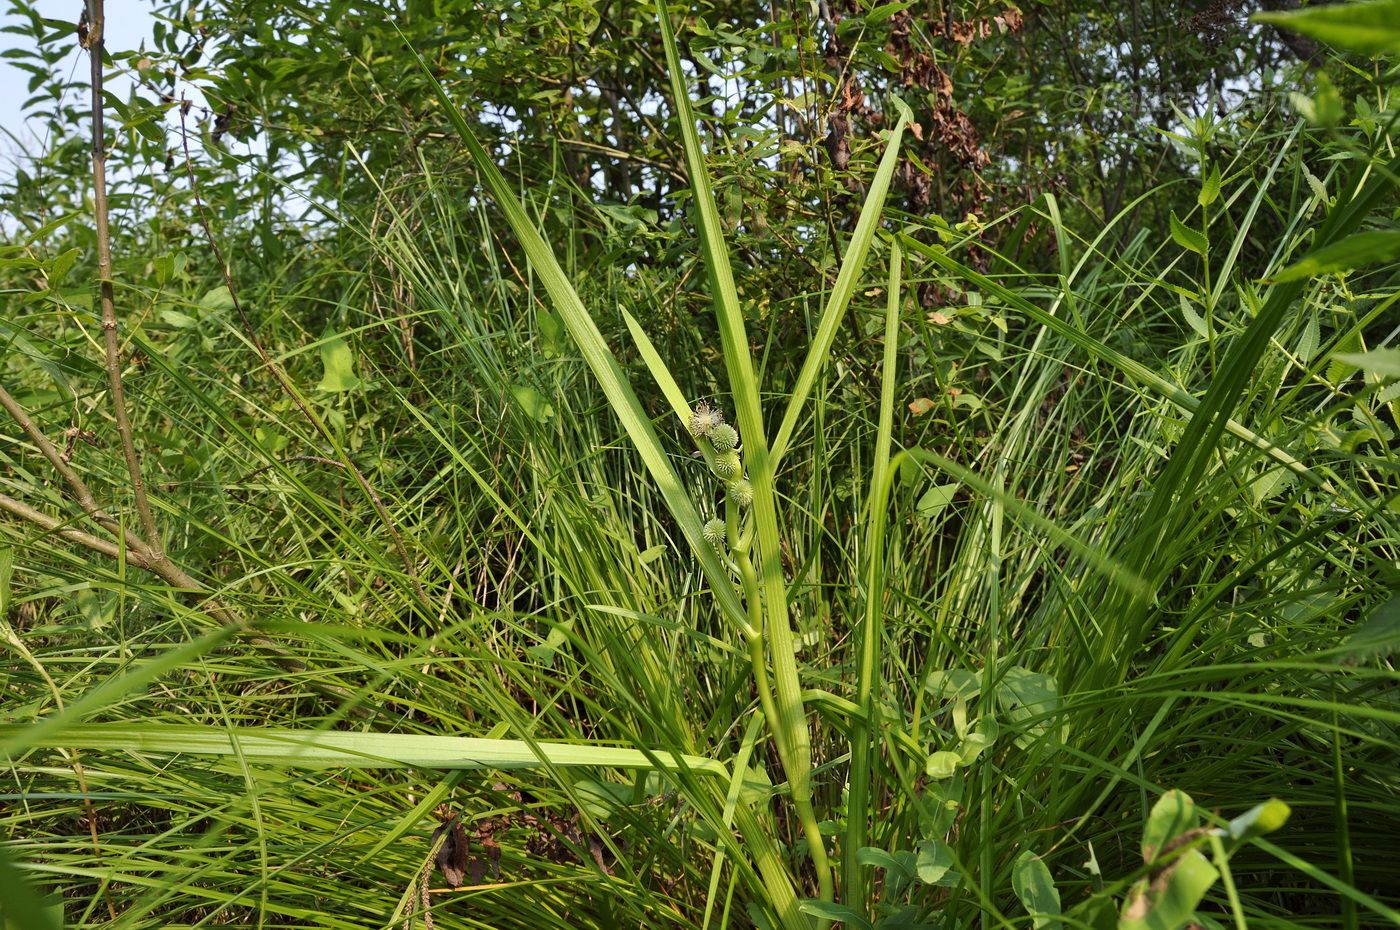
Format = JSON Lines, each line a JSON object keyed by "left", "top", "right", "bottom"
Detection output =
{"left": 656, "top": 2, "right": 832, "bottom": 909}
{"left": 406, "top": 39, "right": 753, "bottom": 639}
{"left": 0, "top": 723, "right": 727, "bottom": 775}
{"left": 1255, "top": 0, "right": 1400, "bottom": 55}
{"left": 844, "top": 242, "right": 902, "bottom": 911}
{"left": 771, "top": 104, "right": 910, "bottom": 469}
{"left": 1269, "top": 230, "right": 1400, "bottom": 282}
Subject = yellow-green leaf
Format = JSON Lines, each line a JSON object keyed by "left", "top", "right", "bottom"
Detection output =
{"left": 1255, "top": 0, "right": 1400, "bottom": 55}
{"left": 1270, "top": 231, "right": 1400, "bottom": 282}
{"left": 316, "top": 329, "right": 363, "bottom": 392}
{"left": 1169, "top": 212, "right": 1208, "bottom": 256}
{"left": 1197, "top": 165, "right": 1221, "bottom": 207}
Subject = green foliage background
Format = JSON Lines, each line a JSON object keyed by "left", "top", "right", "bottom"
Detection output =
{"left": 1, "top": 1, "right": 1398, "bottom": 928}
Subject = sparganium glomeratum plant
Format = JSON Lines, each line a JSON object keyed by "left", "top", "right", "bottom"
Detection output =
{"left": 411, "top": 4, "right": 918, "bottom": 920}
{"left": 4, "top": 1, "right": 1399, "bottom": 928}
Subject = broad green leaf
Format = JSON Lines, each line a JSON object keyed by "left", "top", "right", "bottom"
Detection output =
{"left": 0, "top": 722, "right": 727, "bottom": 776}
{"left": 1169, "top": 212, "right": 1208, "bottom": 256}
{"left": 316, "top": 329, "right": 362, "bottom": 392}
{"left": 873, "top": 48, "right": 903, "bottom": 72}
{"left": 1143, "top": 790, "right": 1197, "bottom": 863}
{"left": 855, "top": 846, "right": 915, "bottom": 883}
{"left": 1270, "top": 230, "right": 1400, "bottom": 282}
{"left": 637, "top": 543, "right": 667, "bottom": 565}
{"left": 1303, "top": 167, "right": 1329, "bottom": 204}
{"left": 536, "top": 307, "right": 566, "bottom": 357}
{"left": 1067, "top": 897, "right": 1119, "bottom": 930}
{"left": 997, "top": 666, "right": 1061, "bottom": 740}
{"left": 1119, "top": 848, "right": 1219, "bottom": 930}
{"left": 523, "top": 618, "right": 570, "bottom": 665}
{"left": 160, "top": 309, "right": 197, "bottom": 329}
{"left": 797, "top": 899, "right": 873, "bottom": 929}
{"left": 1197, "top": 165, "right": 1221, "bottom": 207}
{"left": 1338, "top": 592, "right": 1400, "bottom": 662}
{"left": 1179, "top": 295, "right": 1207, "bottom": 338}
{"left": 1223, "top": 798, "right": 1292, "bottom": 841}
{"left": 958, "top": 717, "right": 999, "bottom": 765}
{"left": 920, "top": 775, "right": 964, "bottom": 836}
{"left": 1329, "top": 329, "right": 1365, "bottom": 384}
{"left": 915, "top": 838, "right": 954, "bottom": 885}
{"left": 916, "top": 483, "right": 958, "bottom": 520}
{"left": 1012, "top": 851, "right": 1061, "bottom": 929}
{"left": 866, "top": 1, "right": 914, "bottom": 24}
{"left": 1255, "top": 0, "right": 1400, "bottom": 55}
{"left": 738, "top": 762, "right": 774, "bottom": 805}
{"left": 925, "top": 668, "right": 981, "bottom": 702}
{"left": 199, "top": 284, "right": 235, "bottom": 310}
{"left": 511, "top": 384, "right": 556, "bottom": 422}
{"left": 926, "top": 750, "right": 961, "bottom": 779}
{"left": 1334, "top": 348, "right": 1400, "bottom": 379}
{"left": 1297, "top": 316, "right": 1320, "bottom": 363}
{"left": 47, "top": 246, "right": 79, "bottom": 285}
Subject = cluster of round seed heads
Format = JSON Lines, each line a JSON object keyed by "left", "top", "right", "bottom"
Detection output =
{"left": 691, "top": 403, "right": 752, "bottom": 555}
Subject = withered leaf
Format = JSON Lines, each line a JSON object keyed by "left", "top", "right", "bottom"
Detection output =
{"left": 826, "top": 113, "right": 850, "bottom": 170}
{"left": 433, "top": 817, "right": 468, "bottom": 887}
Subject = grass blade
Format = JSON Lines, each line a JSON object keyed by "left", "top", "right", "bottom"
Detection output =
{"left": 771, "top": 103, "right": 910, "bottom": 469}
{"left": 405, "top": 35, "right": 753, "bottom": 640}
{"left": 0, "top": 723, "right": 728, "bottom": 775}
{"left": 843, "top": 242, "right": 902, "bottom": 911}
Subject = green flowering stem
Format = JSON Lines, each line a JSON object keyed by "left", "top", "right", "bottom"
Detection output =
{"left": 660, "top": 0, "right": 837, "bottom": 910}
{"left": 733, "top": 514, "right": 829, "bottom": 915}
{"left": 726, "top": 494, "right": 740, "bottom": 550}
{"left": 732, "top": 515, "right": 792, "bottom": 773}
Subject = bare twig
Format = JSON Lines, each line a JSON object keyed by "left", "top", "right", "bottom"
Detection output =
{"left": 0, "top": 383, "right": 143, "bottom": 551}
{"left": 84, "top": 0, "right": 164, "bottom": 560}
{"left": 0, "top": 492, "right": 136, "bottom": 567}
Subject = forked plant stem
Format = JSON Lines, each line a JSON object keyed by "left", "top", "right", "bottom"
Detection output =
{"left": 84, "top": 0, "right": 164, "bottom": 561}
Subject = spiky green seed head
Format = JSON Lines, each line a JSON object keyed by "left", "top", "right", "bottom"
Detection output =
{"left": 708, "top": 423, "right": 739, "bottom": 452}
{"left": 702, "top": 518, "right": 726, "bottom": 548}
{"left": 688, "top": 403, "right": 725, "bottom": 438}
{"left": 712, "top": 450, "right": 741, "bottom": 480}
{"left": 727, "top": 479, "right": 753, "bottom": 508}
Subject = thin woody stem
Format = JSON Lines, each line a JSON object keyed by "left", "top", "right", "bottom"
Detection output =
{"left": 84, "top": 0, "right": 165, "bottom": 560}
{"left": 0, "top": 492, "right": 140, "bottom": 567}
{"left": 0, "top": 381, "right": 146, "bottom": 553}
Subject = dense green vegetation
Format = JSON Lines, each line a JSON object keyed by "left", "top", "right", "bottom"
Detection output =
{"left": 1, "top": 1, "right": 1398, "bottom": 928}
